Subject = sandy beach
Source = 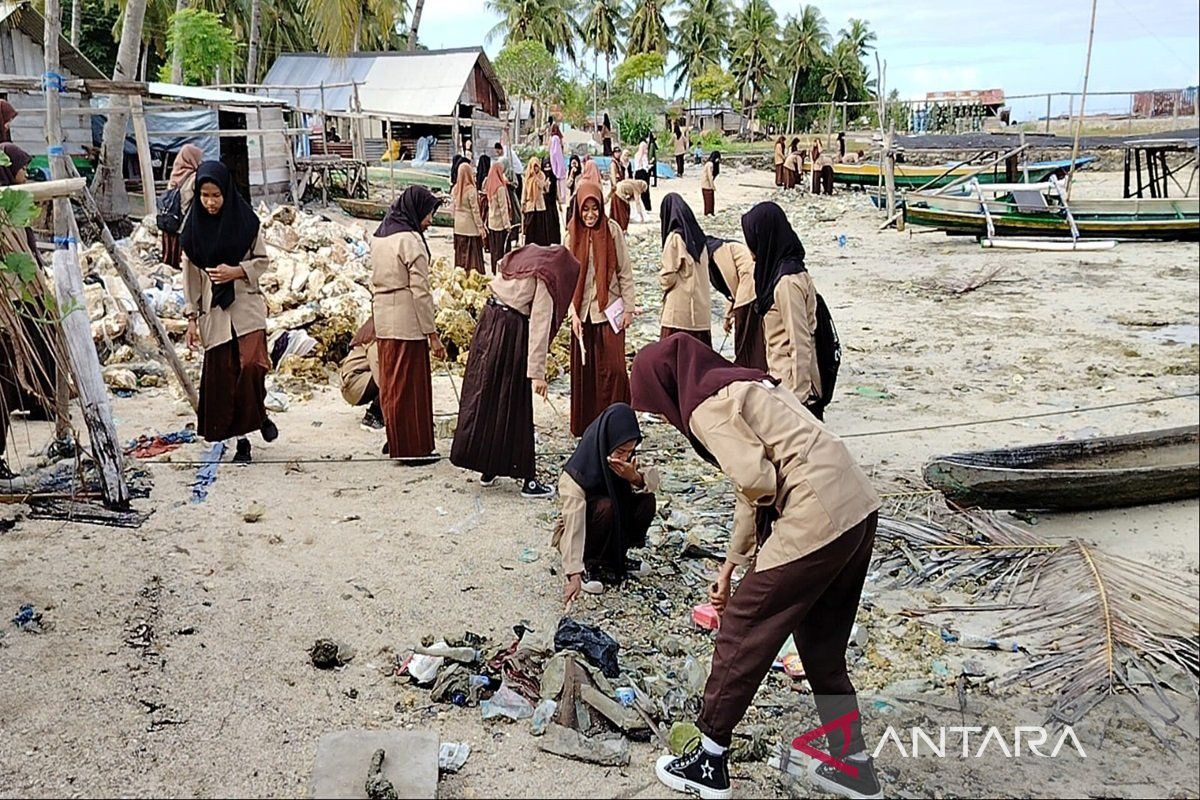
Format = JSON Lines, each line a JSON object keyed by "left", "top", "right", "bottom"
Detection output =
{"left": 1, "top": 164, "right": 1197, "bottom": 798}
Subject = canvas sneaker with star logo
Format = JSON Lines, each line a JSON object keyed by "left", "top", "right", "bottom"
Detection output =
{"left": 655, "top": 740, "right": 731, "bottom": 800}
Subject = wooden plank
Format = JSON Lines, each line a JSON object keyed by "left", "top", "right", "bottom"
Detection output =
{"left": 4, "top": 177, "right": 86, "bottom": 200}
{"left": 130, "top": 95, "right": 156, "bottom": 216}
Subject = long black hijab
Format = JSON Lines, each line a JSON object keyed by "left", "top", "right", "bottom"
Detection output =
{"left": 475, "top": 154, "right": 491, "bottom": 191}
{"left": 180, "top": 161, "right": 260, "bottom": 310}
{"left": 659, "top": 193, "right": 706, "bottom": 264}
{"left": 742, "top": 201, "right": 806, "bottom": 316}
{"left": 705, "top": 236, "right": 732, "bottom": 301}
{"left": 375, "top": 185, "right": 442, "bottom": 261}
{"left": 563, "top": 403, "right": 643, "bottom": 576}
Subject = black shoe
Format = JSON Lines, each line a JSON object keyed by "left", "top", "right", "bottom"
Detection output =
{"left": 520, "top": 478, "right": 554, "bottom": 499}
{"left": 808, "top": 755, "right": 883, "bottom": 800}
{"left": 232, "top": 438, "right": 252, "bottom": 464}
{"left": 395, "top": 452, "right": 441, "bottom": 466}
{"left": 625, "top": 557, "right": 651, "bottom": 577}
{"left": 260, "top": 417, "right": 279, "bottom": 443}
{"left": 655, "top": 741, "right": 731, "bottom": 800}
{"left": 480, "top": 473, "right": 498, "bottom": 487}
{"left": 360, "top": 408, "right": 384, "bottom": 431}
{"left": 0, "top": 459, "right": 16, "bottom": 480}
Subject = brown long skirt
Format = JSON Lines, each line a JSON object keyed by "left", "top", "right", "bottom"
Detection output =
{"left": 454, "top": 233, "right": 485, "bottom": 274}
{"left": 378, "top": 337, "right": 435, "bottom": 458}
{"left": 702, "top": 188, "right": 715, "bottom": 216}
{"left": 675, "top": 154, "right": 685, "bottom": 176}
{"left": 198, "top": 330, "right": 269, "bottom": 442}
{"left": 486, "top": 228, "right": 512, "bottom": 274}
{"left": 524, "top": 208, "right": 558, "bottom": 247}
{"left": 783, "top": 167, "right": 797, "bottom": 190}
{"left": 609, "top": 195, "right": 630, "bottom": 231}
{"left": 821, "top": 165, "right": 835, "bottom": 195}
{"left": 774, "top": 164, "right": 784, "bottom": 186}
{"left": 450, "top": 302, "right": 535, "bottom": 479}
{"left": 162, "top": 232, "right": 182, "bottom": 269}
{"left": 603, "top": 138, "right": 613, "bottom": 157}
{"left": 570, "top": 321, "right": 630, "bottom": 437}
{"left": 660, "top": 326, "right": 713, "bottom": 347}
{"left": 732, "top": 305, "right": 768, "bottom": 371}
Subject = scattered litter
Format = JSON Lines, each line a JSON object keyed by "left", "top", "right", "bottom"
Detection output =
{"left": 668, "top": 721, "right": 702, "bottom": 755}
{"left": 12, "top": 604, "right": 44, "bottom": 633}
{"left": 480, "top": 683, "right": 534, "bottom": 721}
{"left": 190, "top": 442, "right": 226, "bottom": 503}
{"left": 691, "top": 603, "right": 720, "bottom": 631}
{"left": 364, "top": 748, "right": 398, "bottom": 800}
{"left": 517, "top": 547, "right": 540, "bottom": 563}
{"left": 538, "top": 723, "right": 630, "bottom": 766}
{"left": 554, "top": 618, "right": 620, "bottom": 678}
{"left": 124, "top": 427, "right": 196, "bottom": 458}
{"left": 243, "top": 503, "right": 265, "bottom": 523}
{"left": 437, "top": 741, "right": 471, "bottom": 773}
{"left": 853, "top": 386, "right": 894, "bottom": 400}
{"left": 310, "top": 638, "right": 354, "bottom": 669}
{"left": 531, "top": 699, "right": 557, "bottom": 735}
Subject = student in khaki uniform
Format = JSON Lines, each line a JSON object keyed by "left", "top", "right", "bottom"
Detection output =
{"left": 631, "top": 334, "right": 882, "bottom": 800}
{"left": 671, "top": 121, "right": 689, "bottom": 176}
{"left": 522, "top": 156, "right": 557, "bottom": 247}
{"left": 700, "top": 151, "right": 720, "bottom": 216}
{"left": 742, "top": 202, "right": 824, "bottom": 417}
{"left": 555, "top": 402, "right": 658, "bottom": 600}
{"left": 566, "top": 181, "right": 636, "bottom": 437}
{"left": 182, "top": 161, "right": 277, "bottom": 464}
{"left": 450, "top": 244, "right": 579, "bottom": 499}
{"left": 657, "top": 193, "right": 712, "bottom": 346}
{"left": 161, "top": 144, "right": 203, "bottom": 268}
{"left": 772, "top": 136, "right": 786, "bottom": 186}
{"left": 451, "top": 161, "right": 486, "bottom": 274}
{"left": 338, "top": 318, "right": 383, "bottom": 431}
{"left": 370, "top": 186, "right": 447, "bottom": 464}
{"left": 482, "top": 162, "right": 515, "bottom": 274}
{"left": 706, "top": 236, "right": 766, "bottom": 371}
{"left": 610, "top": 177, "right": 647, "bottom": 231}
{"left": 783, "top": 139, "right": 804, "bottom": 191}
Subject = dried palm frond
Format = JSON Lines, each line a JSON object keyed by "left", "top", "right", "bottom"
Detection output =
{"left": 937, "top": 264, "right": 1008, "bottom": 295}
{"left": 999, "top": 540, "right": 1200, "bottom": 730}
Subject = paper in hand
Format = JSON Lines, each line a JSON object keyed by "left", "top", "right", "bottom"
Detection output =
{"left": 604, "top": 297, "right": 625, "bottom": 334}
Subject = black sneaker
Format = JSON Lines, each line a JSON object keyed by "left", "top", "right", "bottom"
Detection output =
{"left": 260, "top": 417, "right": 279, "bottom": 442}
{"left": 520, "top": 479, "right": 554, "bottom": 499}
{"left": 360, "top": 408, "right": 384, "bottom": 431}
{"left": 655, "top": 741, "right": 731, "bottom": 800}
{"left": 0, "top": 459, "right": 15, "bottom": 480}
{"left": 625, "top": 557, "right": 651, "bottom": 577}
{"left": 395, "top": 452, "right": 441, "bottom": 466}
{"left": 808, "top": 755, "right": 883, "bottom": 800}
{"left": 480, "top": 474, "right": 498, "bottom": 487}
{"left": 232, "top": 438, "right": 252, "bottom": 464}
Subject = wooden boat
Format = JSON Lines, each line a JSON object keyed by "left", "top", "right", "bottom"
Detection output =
{"left": 903, "top": 186, "right": 1200, "bottom": 241}
{"left": 335, "top": 196, "right": 454, "bottom": 227}
{"left": 923, "top": 425, "right": 1200, "bottom": 511}
{"left": 833, "top": 157, "right": 1096, "bottom": 189}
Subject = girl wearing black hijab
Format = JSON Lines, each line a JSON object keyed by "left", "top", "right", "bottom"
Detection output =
{"left": 475, "top": 154, "right": 491, "bottom": 193}
{"left": 706, "top": 236, "right": 766, "bottom": 371}
{"left": 371, "top": 186, "right": 446, "bottom": 463}
{"left": 658, "top": 193, "right": 712, "bottom": 345}
{"left": 554, "top": 403, "right": 658, "bottom": 601}
{"left": 700, "top": 150, "right": 720, "bottom": 216}
{"left": 181, "top": 161, "right": 276, "bottom": 463}
{"left": 630, "top": 334, "right": 881, "bottom": 800}
{"left": 742, "top": 201, "right": 824, "bottom": 417}
{"left": 601, "top": 113, "right": 614, "bottom": 157}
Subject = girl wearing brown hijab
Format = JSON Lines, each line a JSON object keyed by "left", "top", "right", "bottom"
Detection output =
{"left": 700, "top": 150, "right": 720, "bottom": 216}
{"left": 600, "top": 113, "right": 613, "bottom": 157}
{"left": 161, "top": 143, "right": 203, "bottom": 269}
{"left": 773, "top": 136, "right": 786, "bottom": 186}
{"left": 371, "top": 186, "right": 446, "bottom": 464}
{"left": 631, "top": 334, "right": 882, "bottom": 800}
{"left": 521, "top": 156, "right": 555, "bottom": 247}
{"left": 566, "top": 181, "right": 636, "bottom": 437}
{"left": 706, "top": 236, "right": 766, "bottom": 371}
{"left": 451, "top": 161, "right": 486, "bottom": 274}
{"left": 0, "top": 101, "right": 16, "bottom": 144}
{"left": 783, "top": 138, "right": 803, "bottom": 190}
{"left": 482, "top": 162, "right": 515, "bottom": 273}
{"left": 181, "top": 161, "right": 277, "bottom": 463}
{"left": 451, "top": 244, "right": 580, "bottom": 497}
{"left": 658, "top": 193, "right": 712, "bottom": 345}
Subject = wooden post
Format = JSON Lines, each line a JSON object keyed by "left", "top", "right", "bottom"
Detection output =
{"left": 352, "top": 83, "right": 366, "bottom": 164}
{"left": 1122, "top": 146, "right": 1131, "bottom": 198}
{"left": 1065, "top": 0, "right": 1098, "bottom": 201}
{"left": 129, "top": 95, "right": 156, "bottom": 216}
{"left": 1019, "top": 130, "right": 1029, "bottom": 183}
{"left": 319, "top": 82, "right": 328, "bottom": 156}
{"left": 43, "top": 0, "right": 130, "bottom": 509}
{"left": 255, "top": 107, "right": 269, "bottom": 203}
{"left": 1045, "top": 94, "right": 1052, "bottom": 134}
{"left": 883, "top": 124, "right": 896, "bottom": 221}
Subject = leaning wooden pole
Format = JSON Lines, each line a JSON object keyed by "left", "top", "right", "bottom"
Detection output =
{"left": 1065, "top": 0, "right": 1099, "bottom": 201}
{"left": 43, "top": 0, "right": 130, "bottom": 508}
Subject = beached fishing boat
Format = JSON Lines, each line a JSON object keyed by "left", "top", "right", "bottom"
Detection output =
{"left": 833, "top": 157, "right": 1096, "bottom": 189}
{"left": 335, "top": 196, "right": 454, "bottom": 227}
{"left": 923, "top": 425, "right": 1200, "bottom": 511}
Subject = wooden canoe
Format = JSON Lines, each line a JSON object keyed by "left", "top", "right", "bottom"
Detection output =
{"left": 334, "top": 197, "right": 454, "bottom": 227}
{"left": 833, "top": 157, "right": 1097, "bottom": 189}
{"left": 923, "top": 425, "right": 1200, "bottom": 511}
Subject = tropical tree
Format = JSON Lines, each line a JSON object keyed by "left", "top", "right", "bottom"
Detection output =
{"left": 486, "top": 0, "right": 581, "bottom": 63}
{"left": 670, "top": 0, "right": 729, "bottom": 100}
{"left": 581, "top": 0, "right": 623, "bottom": 97}
{"left": 92, "top": 0, "right": 148, "bottom": 220}
{"left": 494, "top": 39, "right": 561, "bottom": 138}
{"left": 160, "top": 8, "right": 238, "bottom": 85}
{"left": 613, "top": 51, "right": 664, "bottom": 93}
{"left": 690, "top": 63, "right": 735, "bottom": 106}
{"left": 728, "top": 0, "right": 777, "bottom": 131}
{"left": 407, "top": 0, "right": 425, "bottom": 49}
{"left": 301, "top": 0, "right": 409, "bottom": 54}
{"left": 627, "top": 0, "right": 671, "bottom": 58}
{"left": 779, "top": 4, "right": 828, "bottom": 133}
{"left": 822, "top": 37, "right": 860, "bottom": 136}
{"left": 839, "top": 17, "right": 876, "bottom": 59}
{"left": 246, "top": 0, "right": 261, "bottom": 80}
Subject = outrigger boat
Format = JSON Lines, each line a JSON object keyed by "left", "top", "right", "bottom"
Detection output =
{"left": 833, "top": 156, "right": 1096, "bottom": 189}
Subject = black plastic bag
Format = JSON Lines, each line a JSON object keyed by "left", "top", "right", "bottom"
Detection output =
{"left": 554, "top": 617, "right": 620, "bottom": 678}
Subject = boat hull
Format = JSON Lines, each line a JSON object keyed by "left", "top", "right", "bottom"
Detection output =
{"left": 833, "top": 158, "right": 1095, "bottom": 189}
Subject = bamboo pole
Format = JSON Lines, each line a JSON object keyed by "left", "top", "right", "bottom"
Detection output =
{"left": 884, "top": 123, "right": 897, "bottom": 220}
{"left": 130, "top": 95, "right": 156, "bottom": 215}
{"left": 1066, "top": 0, "right": 1099, "bottom": 201}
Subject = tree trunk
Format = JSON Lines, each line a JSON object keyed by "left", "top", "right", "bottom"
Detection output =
{"left": 246, "top": 0, "right": 262, "bottom": 82}
{"left": 407, "top": 0, "right": 425, "bottom": 50}
{"left": 170, "top": 0, "right": 186, "bottom": 84}
{"left": 92, "top": 0, "right": 147, "bottom": 221}
{"left": 138, "top": 41, "right": 148, "bottom": 81}
{"left": 605, "top": 54, "right": 610, "bottom": 102}
{"left": 788, "top": 68, "right": 799, "bottom": 133}
{"left": 69, "top": 0, "right": 81, "bottom": 46}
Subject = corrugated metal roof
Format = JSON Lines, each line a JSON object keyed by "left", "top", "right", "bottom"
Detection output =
{"left": 147, "top": 81, "right": 288, "bottom": 107}
{"left": 0, "top": 1, "right": 104, "bottom": 79}
{"left": 262, "top": 48, "right": 504, "bottom": 119}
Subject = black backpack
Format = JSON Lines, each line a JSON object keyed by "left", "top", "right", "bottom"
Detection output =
{"left": 156, "top": 186, "right": 184, "bottom": 234}
{"left": 811, "top": 293, "right": 842, "bottom": 413}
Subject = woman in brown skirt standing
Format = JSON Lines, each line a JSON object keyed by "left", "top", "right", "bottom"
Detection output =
{"left": 783, "top": 139, "right": 803, "bottom": 190}
{"left": 609, "top": 177, "right": 645, "bottom": 232}
{"left": 482, "top": 162, "right": 515, "bottom": 273}
{"left": 181, "top": 161, "right": 277, "bottom": 464}
{"left": 451, "top": 244, "right": 580, "bottom": 498}
{"left": 658, "top": 193, "right": 712, "bottom": 346}
{"left": 521, "top": 156, "right": 555, "bottom": 247}
{"left": 451, "top": 161, "right": 486, "bottom": 274}
{"left": 700, "top": 150, "right": 720, "bottom": 216}
{"left": 706, "top": 236, "right": 766, "bottom": 370}
{"left": 566, "top": 182, "right": 636, "bottom": 437}
{"left": 371, "top": 186, "right": 447, "bottom": 464}
{"left": 161, "top": 143, "right": 202, "bottom": 269}
{"left": 773, "top": 136, "right": 786, "bottom": 187}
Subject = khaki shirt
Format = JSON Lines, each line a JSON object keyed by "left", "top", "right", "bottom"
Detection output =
{"left": 339, "top": 339, "right": 379, "bottom": 405}
{"left": 711, "top": 241, "right": 756, "bottom": 313}
{"left": 763, "top": 273, "right": 820, "bottom": 404}
{"left": 556, "top": 466, "right": 661, "bottom": 575}
{"left": 523, "top": 172, "right": 547, "bottom": 214}
{"left": 485, "top": 189, "right": 512, "bottom": 232}
{"left": 659, "top": 231, "right": 712, "bottom": 331}
{"left": 701, "top": 161, "right": 716, "bottom": 191}
{"left": 177, "top": 175, "right": 196, "bottom": 223}
{"left": 614, "top": 179, "right": 645, "bottom": 202}
{"left": 182, "top": 235, "right": 270, "bottom": 351}
{"left": 689, "top": 380, "right": 879, "bottom": 572}
{"left": 673, "top": 131, "right": 689, "bottom": 156}
{"left": 784, "top": 152, "right": 803, "bottom": 172}
{"left": 489, "top": 272, "right": 555, "bottom": 381}
{"left": 565, "top": 219, "right": 635, "bottom": 325}
{"left": 453, "top": 187, "right": 485, "bottom": 237}
{"left": 371, "top": 232, "right": 437, "bottom": 341}
{"left": 773, "top": 143, "right": 785, "bottom": 166}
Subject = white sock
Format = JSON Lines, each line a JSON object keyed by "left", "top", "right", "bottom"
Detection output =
{"left": 700, "top": 734, "right": 727, "bottom": 756}
{"left": 846, "top": 750, "right": 869, "bottom": 763}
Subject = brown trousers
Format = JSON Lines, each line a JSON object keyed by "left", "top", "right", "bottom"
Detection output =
{"left": 702, "top": 188, "right": 715, "bottom": 216}
{"left": 698, "top": 511, "right": 878, "bottom": 753}
{"left": 774, "top": 164, "right": 784, "bottom": 187}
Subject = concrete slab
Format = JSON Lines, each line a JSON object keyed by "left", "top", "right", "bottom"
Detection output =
{"left": 310, "top": 730, "right": 439, "bottom": 799}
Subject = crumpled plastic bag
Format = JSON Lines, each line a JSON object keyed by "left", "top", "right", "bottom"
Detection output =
{"left": 553, "top": 617, "right": 620, "bottom": 679}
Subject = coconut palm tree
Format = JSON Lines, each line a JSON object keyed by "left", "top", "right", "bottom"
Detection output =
{"left": 581, "top": 0, "right": 623, "bottom": 95}
{"left": 487, "top": 0, "right": 581, "bottom": 62}
{"left": 301, "top": 0, "right": 409, "bottom": 54}
{"left": 779, "top": 4, "right": 828, "bottom": 133}
{"left": 822, "top": 37, "right": 859, "bottom": 138}
{"left": 627, "top": 0, "right": 672, "bottom": 57}
{"left": 728, "top": 0, "right": 777, "bottom": 131}
{"left": 93, "top": 0, "right": 148, "bottom": 218}
{"left": 839, "top": 17, "right": 876, "bottom": 59}
{"left": 407, "top": 0, "right": 425, "bottom": 49}
{"left": 670, "top": 0, "right": 729, "bottom": 99}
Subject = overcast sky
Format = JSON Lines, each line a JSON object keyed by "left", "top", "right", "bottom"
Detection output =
{"left": 415, "top": 0, "right": 1199, "bottom": 121}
